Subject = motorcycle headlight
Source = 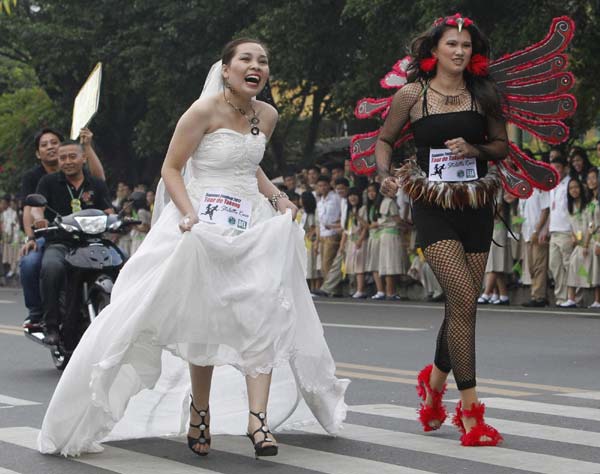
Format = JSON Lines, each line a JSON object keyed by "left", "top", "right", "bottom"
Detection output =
{"left": 74, "top": 216, "right": 108, "bottom": 234}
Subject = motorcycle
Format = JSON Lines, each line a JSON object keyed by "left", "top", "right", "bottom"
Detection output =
{"left": 23, "top": 193, "right": 141, "bottom": 370}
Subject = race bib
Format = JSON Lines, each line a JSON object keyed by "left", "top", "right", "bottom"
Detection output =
{"left": 197, "top": 188, "right": 252, "bottom": 231}
{"left": 428, "top": 148, "right": 478, "bottom": 182}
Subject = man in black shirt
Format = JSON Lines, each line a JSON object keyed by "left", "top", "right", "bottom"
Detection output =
{"left": 19, "top": 127, "right": 105, "bottom": 328}
{"left": 32, "top": 139, "right": 112, "bottom": 345}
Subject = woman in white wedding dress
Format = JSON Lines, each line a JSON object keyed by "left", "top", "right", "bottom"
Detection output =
{"left": 38, "top": 38, "right": 349, "bottom": 459}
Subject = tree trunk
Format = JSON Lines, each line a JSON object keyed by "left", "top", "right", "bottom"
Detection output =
{"left": 303, "top": 88, "right": 327, "bottom": 160}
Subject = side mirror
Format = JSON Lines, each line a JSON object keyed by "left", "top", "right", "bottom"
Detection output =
{"left": 25, "top": 194, "right": 48, "bottom": 208}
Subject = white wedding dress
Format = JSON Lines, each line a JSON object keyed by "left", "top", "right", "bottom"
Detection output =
{"left": 38, "top": 128, "right": 349, "bottom": 456}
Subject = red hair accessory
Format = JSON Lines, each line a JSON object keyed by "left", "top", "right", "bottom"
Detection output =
{"left": 433, "top": 13, "right": 474, "bottom": 32}
{"left": 420, "top": 57, "right": 437, "bottom": 73}
{"left": 467, "top": 54, "right": 489, "bottom": 76}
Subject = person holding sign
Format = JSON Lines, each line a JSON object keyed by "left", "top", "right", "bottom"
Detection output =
{"left": 38, "top": 39, "right": 348, "bottom": 460}
{"left": 19, "top": 127, "right": 105, "bottom": 330}
{"left": 31, "top": 139, "right": 112, "bottom": 345}
{"left": 375, "top": 15, "right": 508, "bottom": 446}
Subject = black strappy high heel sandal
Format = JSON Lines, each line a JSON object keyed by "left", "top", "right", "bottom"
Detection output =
{"left": 187, "top": 395, "right": 211, "bottom": 456}
{"left": 246, "top": 410, "right": 278, "bottom": 459}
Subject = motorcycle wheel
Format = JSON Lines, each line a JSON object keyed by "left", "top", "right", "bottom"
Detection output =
{"left": 51, "top": 346, "right": 70, "bottom": 371}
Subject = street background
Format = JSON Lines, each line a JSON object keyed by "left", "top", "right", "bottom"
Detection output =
{"left": 1, "top": 287, "right": 599, "bottom": 474}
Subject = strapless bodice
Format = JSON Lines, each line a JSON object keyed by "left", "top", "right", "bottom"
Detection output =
{"left": 188, "top": 128, "right": 266, "bottom": 194}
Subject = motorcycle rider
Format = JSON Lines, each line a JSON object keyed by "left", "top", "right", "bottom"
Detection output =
{"left": 31, "top": 139, "right": 113, "bottom": 345}
{"left": 20, "top": 128, "right": 105, "bottom": 329}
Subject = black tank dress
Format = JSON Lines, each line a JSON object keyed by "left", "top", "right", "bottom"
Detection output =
{"left": 410, "top": 89, "right": 494, "bottom": 253}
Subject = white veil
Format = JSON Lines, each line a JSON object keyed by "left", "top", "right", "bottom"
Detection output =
{"left": 151, "top": 60, "right": 224, "bottom": 225}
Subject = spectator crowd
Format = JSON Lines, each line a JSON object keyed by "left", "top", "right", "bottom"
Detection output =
{"left": 278, "top": 143, "right": 600, "bottom": 308}
{"left": 4, "top": 133, "right": 600, "bottom": 310}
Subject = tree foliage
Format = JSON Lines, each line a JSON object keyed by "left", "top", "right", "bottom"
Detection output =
{"left": 0, "top": 0, "right": 599, "bottom": 194}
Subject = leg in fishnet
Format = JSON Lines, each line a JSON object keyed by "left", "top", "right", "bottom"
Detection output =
{"left": 424, "top": 243, "right": 494, "bottom": 438}
{"left": 458, "top": 251, "right": 490, "bottom": 436}
{"left": 424, "top": 240, "right": 480, "bottom": 390}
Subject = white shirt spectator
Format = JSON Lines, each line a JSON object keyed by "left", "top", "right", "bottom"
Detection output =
{"left": 549, "top": 175, "right": 571, "bottom": 233}
{"left": 522, "top": 189, "right": 550, "bottom": 242}
{"left": 317, "top": 191, "right": 341, "bottom": 237}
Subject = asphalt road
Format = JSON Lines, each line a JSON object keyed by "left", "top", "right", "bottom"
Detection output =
{"left": 1, "top": 287, "right": 599, "bottom": 474}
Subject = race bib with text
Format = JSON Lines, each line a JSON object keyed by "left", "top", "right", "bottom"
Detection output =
{"left": 197, "top": 188, "right": 252, "bottom": 231}
{"left": 428, "top": 148, "right": 478, "bottom": 182}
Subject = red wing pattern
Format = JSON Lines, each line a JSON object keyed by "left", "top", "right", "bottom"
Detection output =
{"left": 350, "top": 56, "right": 413, "bottom": 174}
{"left": 350, "top": 17, "right": 576, "bottom": 198}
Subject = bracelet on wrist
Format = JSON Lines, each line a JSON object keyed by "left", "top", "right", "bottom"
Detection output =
{"left": 269, "top": 191, "right": 287, "bottom": 210}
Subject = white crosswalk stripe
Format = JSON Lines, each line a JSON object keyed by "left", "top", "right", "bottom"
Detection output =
{"left": 0, "top": 427, "right": 221, "bottom": 474}
{"left": 349, "top": 403, "right": 600, "bottom": 448}
{"left": 173, "top": 435, "right": 435, "bottom": 474}
{"left": 0, "top": 468, "right": 22, "bottom": 474}
{"left": 557, "top": 391, "right": 600, "bottom": 400}
{"left": 0, "top": 394, "right": 41, "bottom": 407}
{"left": 473, "top": 397, "right": 600, "bottom": 421}
{"left": 301, "top": 423, "right": 600, "bottom": 474}
{"left": 1, "top": 396, "right": 600, "bottom": 474}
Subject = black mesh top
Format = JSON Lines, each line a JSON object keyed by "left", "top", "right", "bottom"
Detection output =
{"left": 378, "top": 81, "right": 508, "bottom": 179}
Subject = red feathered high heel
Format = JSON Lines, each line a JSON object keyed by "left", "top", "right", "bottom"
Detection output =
{"left": 452, "top": 401, "right": 503, "bottom": 446}
{"left": 416, "top": 364, "right": 447, "bottom": 432}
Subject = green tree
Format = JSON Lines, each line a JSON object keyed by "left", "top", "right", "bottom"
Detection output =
{"left": 247, "top": 0, "right": 363, "bottom": 167}
{"left": 0, "top": 55, "right": 59, "bottom": 194}
{"left": 0, "top": 0, "right": 272, "bottom": 190}
{"left": 343, "top": 0, "right": 600, "bottom": 146}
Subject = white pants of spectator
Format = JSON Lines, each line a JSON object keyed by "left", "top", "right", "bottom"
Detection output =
{"left": 549, "top": 231, "right": 574, "bottom": 305}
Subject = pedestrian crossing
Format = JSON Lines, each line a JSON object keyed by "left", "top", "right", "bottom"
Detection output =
{"left": 349, "top": 403, "right": 600, "bottom": 449}
{"left": 1, "top": 395, "right": 600, "bottom": 474}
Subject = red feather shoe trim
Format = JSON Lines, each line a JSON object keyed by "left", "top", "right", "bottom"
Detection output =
{"left": 416, "top": 364, "right": 447, "bottom": 432}
{"left": 452, "top": 401, "right": 503, "bottom": 446}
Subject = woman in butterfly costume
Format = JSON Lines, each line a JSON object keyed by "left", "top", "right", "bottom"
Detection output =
{"left": 350, "top": 14, "right": 577, "bottom": 446}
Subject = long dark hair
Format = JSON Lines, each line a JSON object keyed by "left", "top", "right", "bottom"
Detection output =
{"left": 366, "top": 183, "right": 382, "bottom": 223}
{"left": 586, "top": 166, "right": 599, "bottom": 201}
{"left": 300, "top": 191, "right": 317, "bottom": 215}
{"left": 344, "top": 187, "right": 363, "bottom": 229}
{"left": 407, "top": 20, "right": 505, "bottom": 120}
{"left": 567, "top": 178, "right": 588, "bottom": 215}
{"left": 569, "top": 149, "right": 592, "bottom": 181}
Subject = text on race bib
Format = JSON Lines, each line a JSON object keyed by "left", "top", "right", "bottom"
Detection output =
{"left": 428, "top": 148, "right": 478, "bottom": 182}
{"left": 197, "top": 188, "right": 252, "bottom": 231}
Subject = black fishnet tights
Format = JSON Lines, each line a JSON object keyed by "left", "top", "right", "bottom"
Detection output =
{"left": 424, "top": 240, "right": 488, "bottom": 390}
